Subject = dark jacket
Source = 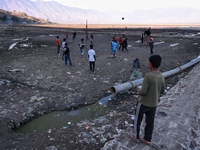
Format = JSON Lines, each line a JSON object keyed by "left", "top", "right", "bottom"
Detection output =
{"left": 123, "top": 39, "right": 127, "bottom": 47}
{"left": 64, "top": 47, "right": 70, "bottom": 55}
{"left": 149, "top": 41, "right": 154, "bottom": 48}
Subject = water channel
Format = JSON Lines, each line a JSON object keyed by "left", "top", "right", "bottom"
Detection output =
{"left": 15, "top": 95, "right": 114, "bottom": 133}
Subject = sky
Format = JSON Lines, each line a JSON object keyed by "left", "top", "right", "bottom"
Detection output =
{"left": 40, "top": 0, "right": 200, "bottom": 12}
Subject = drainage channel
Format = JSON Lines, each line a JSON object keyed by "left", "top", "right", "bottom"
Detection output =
{"left": 15, "top": 95, "right": 113, "bottom": 133}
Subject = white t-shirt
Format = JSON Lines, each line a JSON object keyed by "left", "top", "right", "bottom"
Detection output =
{"left": 62, "top": 41, "right": 66, "bottom": 49}
{"left": 88, "top": 49, "right": 95, "bottom": 61}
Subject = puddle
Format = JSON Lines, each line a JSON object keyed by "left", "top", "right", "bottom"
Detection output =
{"left": 15, "top": 103, "right": 109, "bottom": 133}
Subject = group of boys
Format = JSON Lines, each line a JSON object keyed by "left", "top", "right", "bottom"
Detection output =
{"left": 118, "top": 34, "right": 128, "bottom": 52}
{"left": 130, "top": 28, "right": 165, "bottom": 147}
{"left": 110, "top": 34, "right": 128, "bottom": 58}
{"left": 57, "top": 32, "right": 165, "bottom": 147}
{"left": 56, "top": 34, "right": 96, "bottom": 73}
{"left": 55, "top": 35, "right": 72, "bottom": 66}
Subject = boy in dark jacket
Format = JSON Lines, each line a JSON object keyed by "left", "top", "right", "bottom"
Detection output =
{"left": 63, "top": 43, "right": 72, "bottom": 66}
{"left": 122, "top": 38, "right": 128, "bottom": 52}
{"left": 149, "top": 37, "right": 154, "bottom": 54}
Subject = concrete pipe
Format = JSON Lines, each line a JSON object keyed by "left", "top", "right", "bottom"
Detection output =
{"left": 110, "top": 55, "right": 200, "bottom": 94}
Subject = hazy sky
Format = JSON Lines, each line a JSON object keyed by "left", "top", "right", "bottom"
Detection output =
{"left": 40, "top": 0, "right": 200, "bottom": 12}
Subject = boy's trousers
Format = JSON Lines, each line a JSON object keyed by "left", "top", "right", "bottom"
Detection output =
{"left": 133, "top": 102, "right": 157, "bottom": 142}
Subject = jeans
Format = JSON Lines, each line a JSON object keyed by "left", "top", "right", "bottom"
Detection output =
{"left": 73, "top": 36, "right": 75, "bottom": 42}
{"left": 65, "top": 55, "right": 72, "bottom": 66}
{"left": 89, "top": 61, "right": 95, "bottom": 72}
{"left": 119, "top": 44, "right": 122, "bottom": 50}
{"left": 80, "top": 48, "right": 84, "bottom": 56}
{"left": 150, "top": 46, "right": 154, "bottom": 54}
{"left": 57, "top": 45, "right": 60, "bottom": 54}
{"left": 122, "top": 46, "right": 128, "bottom": 51}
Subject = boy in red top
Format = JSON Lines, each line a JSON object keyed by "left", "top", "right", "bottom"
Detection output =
{"left": 66, "top": 32, "right": 68, "bottom": 39}
{"left": 113, "top": 35, "right": 118, "bottom": 42}
{"left": 56, "top": 36, "right": 61, "bottom": 55}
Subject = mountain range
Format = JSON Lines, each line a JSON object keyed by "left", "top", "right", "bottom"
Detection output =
{"left": 0, "top": 8, "right": 48, "bottom": 24}
{"left": 1, "top": 0, "right": 200, "bottom": 24}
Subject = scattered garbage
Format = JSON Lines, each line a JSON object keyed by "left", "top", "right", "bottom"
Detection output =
{"left": 53, "top": 114, "right": 61, "bottom": 117}
{"left": 62, "top": 126, "right": 67, "bottom": 129}
{"left": 8, "top": 42, "right": 18, "bottom": 50}
{"left": 8, "top": 69, "right": 23, "bottom": 72}
{"left": 154, "top": 41, "right": 165, "bottom": 45}
{"left": 47, "top": 129, "right": 52, "bottom": 133}
{"left": 41, "top": 45, "right": 48, "bottom": 47}
{"left": 8, "top": 37, "right": 29, "bottom": 50}
{"left": 100, "top": 137, "right": 107, "bottom": 143}
{"left": 170, "top": 43, "right": 179, "bottom": 47}
{"left": 158, "top": 111, "right": 167, "bottom": 116}
{"left": 20, "top": 43, "right": 32, "bottom": 48}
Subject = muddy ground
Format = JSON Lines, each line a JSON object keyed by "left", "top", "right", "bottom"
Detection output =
{"left": 0, "top": 24, "right": 200, "bottom": 150}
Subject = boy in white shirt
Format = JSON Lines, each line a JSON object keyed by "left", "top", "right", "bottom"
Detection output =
{"left": 88, "top": 45, "right": 96, "bottom": 73}
{"left": 61, "top": 38, "right": 66, "bottom": 60}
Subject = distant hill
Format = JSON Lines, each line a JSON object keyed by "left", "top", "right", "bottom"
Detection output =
{"left": 0, "top": 0, "right": 200, "bottom": 24}
{"left": 0, "top": 8, "right": 50, "bottom": 24}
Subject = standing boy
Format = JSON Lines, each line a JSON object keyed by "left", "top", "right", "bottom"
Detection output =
{"left": 122, "top": 38, "right": 128, "bottom": 52}
{"left": 111, "top": 39, "right": 118, "bottom": 57}
{"left": 88, "top": 45, "right": 96, "bottom": 73}
{"left": 56, "top": 36, "right": 60, "bottom": 55}
{"left": 66, "top": 32, "right": 68, "bottom": 39}
{"left": 79, "top": 38, "right": 85, "bottom": 57}
{"left": 141, "top": 33, "right": 144, "bottom": 44}
{"left": 149, "top": 37, "right": 154, "bottom": 54}
{"left": 130, "top": 54, "right": 165, "bottom": 145}
{"left": 63, "top": 43, "right": 72, "bottom": 66}
{"left": 118, "top": 36, "right": 124, "bottom": 51}
{"left": 62, "top": 38, "right": 66, "bottom": 60}
{"left": 90, "top": 34, "right": 94, "bottom": 48}
{"left": 73, "top": 31, "right": 76, "bottom": 42}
